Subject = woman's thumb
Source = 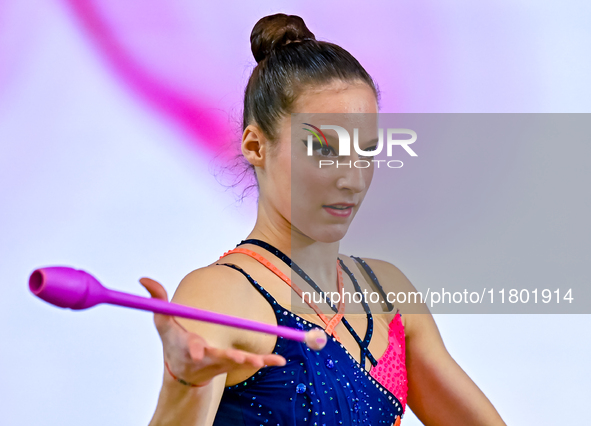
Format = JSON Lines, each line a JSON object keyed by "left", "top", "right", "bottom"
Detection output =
{"left": 139, "top": 277, "right": 169, "bottom": 301}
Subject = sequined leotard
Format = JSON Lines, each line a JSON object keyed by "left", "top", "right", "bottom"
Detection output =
{"left": 213, "top": 240, "right": 408, "bottom": 426}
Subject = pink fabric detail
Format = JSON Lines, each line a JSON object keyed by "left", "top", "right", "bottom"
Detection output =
{"left": 369, "top": 312, "right": 408, "bottom": 412}
{"left": 62, "top": 0, "right": 235, "bottom": 158}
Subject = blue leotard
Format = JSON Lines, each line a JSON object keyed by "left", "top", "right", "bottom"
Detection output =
{"left": 212, "top": 240, "right": 406, "bottom": 426}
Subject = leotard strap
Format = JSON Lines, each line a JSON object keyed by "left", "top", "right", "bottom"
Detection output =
{"left": 235, "top": 239, "right": 381, "bottom": 368}
{"left": 351, "top": 256, "right": 395, "bottom": 312}
{"left": 218, "top": 247, "right": 345, "bottom": 339}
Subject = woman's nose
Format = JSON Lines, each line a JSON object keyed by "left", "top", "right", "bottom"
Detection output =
{"left": 335, "top": 160, "right": 368, "bottom": 193}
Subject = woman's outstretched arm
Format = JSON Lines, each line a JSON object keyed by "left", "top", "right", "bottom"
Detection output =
{"left": 148, "top": 372, "right": 226, "bottom": 426}
{"left": 364, "top": 259, "right": 506, "bottom": 426}
{"left": 141, "top": 265, "right": 285, "bottom": 426}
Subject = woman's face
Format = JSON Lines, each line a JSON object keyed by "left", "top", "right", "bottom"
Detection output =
{"left": 261, "top": 80, "right": 379, "bottom": 243}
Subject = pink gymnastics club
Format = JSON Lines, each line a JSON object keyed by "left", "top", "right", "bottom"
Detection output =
{"left": 28, "top": 267, "right": 327, "bottom": 351}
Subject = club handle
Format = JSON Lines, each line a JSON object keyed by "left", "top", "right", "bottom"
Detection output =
{"left": 105, "top": 288, "right": 306, "bottom": 342}
{"left": 29, "top": 266, "right": 307, "bottom": 342}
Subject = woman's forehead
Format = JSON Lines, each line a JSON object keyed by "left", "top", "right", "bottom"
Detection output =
{"left": 293, "top": 81, "right": 378, "bottom": 114}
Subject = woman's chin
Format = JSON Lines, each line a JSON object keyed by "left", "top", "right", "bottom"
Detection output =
{"left": 295, "top": 224, "right": 352, "bottom": 244}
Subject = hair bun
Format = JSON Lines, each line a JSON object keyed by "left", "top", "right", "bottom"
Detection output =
{"left": 250, "top": 13, "right": 316, "bottom": 63}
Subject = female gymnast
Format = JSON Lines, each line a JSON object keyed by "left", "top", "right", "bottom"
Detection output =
{"left": 141, "top": 13, "right": 506, "bottom": 426}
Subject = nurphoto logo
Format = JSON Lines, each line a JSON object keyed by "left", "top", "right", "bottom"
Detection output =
{"left": 303, "top": 124, "right": 418, "bottom": 169}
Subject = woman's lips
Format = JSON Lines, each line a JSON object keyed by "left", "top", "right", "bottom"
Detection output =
{"left": 323, "top": 203, "right": 355, "bottom": 218}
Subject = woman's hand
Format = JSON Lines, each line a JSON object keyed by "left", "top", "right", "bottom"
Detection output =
{"left": 138, "top": 277, "right": 286, "bottom": 388}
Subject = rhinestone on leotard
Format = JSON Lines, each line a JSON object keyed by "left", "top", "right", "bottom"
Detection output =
{"left": 296, "top": 383, "right": 307, "bottom": 394}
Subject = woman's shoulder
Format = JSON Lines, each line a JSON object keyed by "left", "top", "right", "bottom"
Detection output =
{"left": 171, "top": 261, "right": 262, "bottom": 313}
{"left": 352, "top": 256, "right": 431, "bottom": 329}
{"left": 169, "top": 260, "right": 279, "bottom": 350}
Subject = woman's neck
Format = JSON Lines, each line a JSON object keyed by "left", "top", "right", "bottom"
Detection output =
{"left": 247, "top": 204, "right": 341, "bottom": 292}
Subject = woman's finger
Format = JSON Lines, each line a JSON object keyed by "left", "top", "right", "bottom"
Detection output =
{"left": 138, "top": 277, "right": 173, "bottom": 334}
{"left": 205, "top": 346, "right": 286, "bottom": 370}
{"left": 260, "top": 353, "right": 287, "bottom": 367}
{"left": 186, "top": 333, "right": 207, "bottom": 361}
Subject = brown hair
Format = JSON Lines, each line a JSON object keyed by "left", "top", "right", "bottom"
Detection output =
{"left": 233, "top": 13, "right": 379, "bottom": 197}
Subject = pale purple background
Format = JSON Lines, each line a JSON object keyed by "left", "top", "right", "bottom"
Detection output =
{"left": 1, "top": 1, "right": 590, "bottom": 425}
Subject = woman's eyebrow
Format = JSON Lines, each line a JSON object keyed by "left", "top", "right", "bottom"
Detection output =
{"left": 301, "top": 133, "right": 339, "bottom": 144}
{"left": 317, "top": 133, "right": 338, "bottom": 143}
{"left": 358, "top": 137, "right": 380, "bottom": 149}
{"left": 300, "top": 134, "right": 379, "bottom": 148}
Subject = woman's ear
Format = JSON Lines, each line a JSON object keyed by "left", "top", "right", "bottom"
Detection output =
{"left": 241, "top": 124, "right": 267, "bottom": 168}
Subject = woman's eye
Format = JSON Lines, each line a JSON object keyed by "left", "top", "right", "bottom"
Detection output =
{"left": 359, "top": 145, "right": 377, "bottom": 158}
{"left": 319, "top": 146, "right": 335, "bottom": 156}
{"left": 314, "top": 143, "right": 337, "bottom": 157}
{"left": 300, "top": 139, "right": 338, "bottom": 157}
